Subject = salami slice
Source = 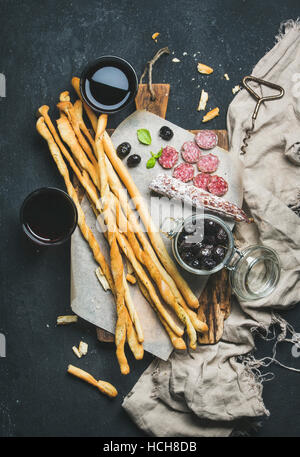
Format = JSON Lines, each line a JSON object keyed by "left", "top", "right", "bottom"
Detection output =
{"left": 193, "top": 173, "right": 211, "bottom": 191}
{"left": 158, "top": 146, "right": 178, "bottom": 169}
{"left": 207, "top": 175, "right": 228, "bottom": 196}
{"left": 181, "top": 141, "right": 201, "bottom": 163}
{"left": 197, "top": 153, "right": 219, "bottom": 173}
{"left": 173, "top": 163, "right": 194, "bottom": 183}
{"left": 195, "top": 130, "right": 218, "bottom": 150}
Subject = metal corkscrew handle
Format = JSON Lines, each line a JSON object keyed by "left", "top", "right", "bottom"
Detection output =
{"left": 240, "top": 76, "right": 285, "bottom": 155}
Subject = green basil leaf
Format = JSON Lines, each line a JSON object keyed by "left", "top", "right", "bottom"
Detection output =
{"left": 137, "top": 129, "right": 152, "bottom": 145}
{"left": 146, "top": 157, "right": 156, "bottom": 169}
{"left": 153, "top": 148, "right": 163, "bottom": 159}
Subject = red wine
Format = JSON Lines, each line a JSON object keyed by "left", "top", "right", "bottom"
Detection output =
{"left": 21, "top": 188, "right": 77, "bottom": 245}
{"left": 80, "top": 56, "right": 138, "bottom": 114}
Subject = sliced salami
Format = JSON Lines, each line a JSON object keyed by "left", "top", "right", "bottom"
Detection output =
{"left": 195, "top": 130, "right": 218, "bottom": 150}
{"left": 173, "top": 163, "right": 194, "bottom": 183}
{"left": 149, "top": 174, "right": 249, "bottom": 223}
{"left": 193, "top": 173, "right": 211, "bottom": 191}
{"left": 207, "top": 175, "right": 228, "bottom": 196}
{"left": 197, "top": 153, "right": 219, "bottom": 173}
{"left": 181, "top": 141, "right": 201, "bottom": 163}
{"left": 158, "top": 146, "right": 178, "bottom": 169}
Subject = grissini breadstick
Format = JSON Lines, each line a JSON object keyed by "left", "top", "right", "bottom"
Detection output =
{"left": 72, "top": 77, "right": 98, "bottom": 132}
{"left": 102, "top": 130, "right": 199, "bottom": 310}
{"left": 73, "top": 100, "right": 96, "bottom": 149}
{"left": 57, "top": 100, "right": 97, "bottom": 167}
{"left": 36, "top": 116, "right": 114, "bottom": 292}
{"left": 67, "top": 365, "right": 118, "bottom": 398}
{"left": 56, "top": 114, "right": 100, "bottom": 189}
{"left": 59, "top": 91, "right": 71, "bottom": 102}
{"left": 123, "top": 273, "right": 144, "bottom": 343}
{"left": 136, "top": 279, "right": 186, "bottom": 351}
{"left": 95, "top": 115, "right": 130, "bottom": 374}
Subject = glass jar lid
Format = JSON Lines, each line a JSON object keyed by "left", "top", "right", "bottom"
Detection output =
{"left": 228, "top": 245, "right": 281, "bottom": 301}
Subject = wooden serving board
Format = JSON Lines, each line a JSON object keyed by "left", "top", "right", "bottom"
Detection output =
{"left": 95, "top": 83, "right": 232, "bottom": 346}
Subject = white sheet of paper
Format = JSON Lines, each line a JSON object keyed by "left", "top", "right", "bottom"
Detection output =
{"left": 70, "top": 110, "right": 243, "bottom": 361}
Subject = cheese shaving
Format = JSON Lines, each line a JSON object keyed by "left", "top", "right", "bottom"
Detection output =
{"left": 78, "top": 341, "right": 88, "bottom": 356}
{"left": 224, "top": 73, "right": 230, "bottom": 80}
{"left": 57, "top": 315, "right": 78, "bottom": 325}
{"left": 232, "top": 85, "right": 241, "bottom": 94}
{"left": 72, "top": 346, "right": 82, "bottom": 358}
{"left": 197, "top": 89, "right": 208, "bottom": 111}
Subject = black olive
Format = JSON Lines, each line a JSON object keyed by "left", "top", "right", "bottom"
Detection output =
{"left": 180, "top": 250, "right": 194, "bottom": 263}
{"left": 213, "top": 245, "right": 226, "bottom": 263}
{"left": 159, "top": 126, "right": 174, "bottom": 141}
{"left": 127, "top": 154, "right": 141, "bottom": 167}
{"left": 117, "top": 142, "right": 131, "bottom": 159}
{"left": 201, "top": 257, "right": 217, "bottom": 270}
{"left": 199, "top": 246, "right": 213, "bottom": 258}
{"left": 216, "top": 228, "right": 228, "bottom": 243}
{"left": 191, "top": 258, "right": 201, "bottom": 269}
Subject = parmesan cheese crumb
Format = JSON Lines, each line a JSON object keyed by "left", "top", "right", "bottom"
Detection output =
{"left": 197, "top": 89, "right": 208, "bottom": 111}
{"left": 224, "top": 73, "right": 230, "bottom": 80}
{"left": 172, "top": 58, "right": 181, "bottom": 63}
{"left": 57, "top": 315, "right": 78, "bottom": 325}
{"left": 78, "top": 341, "right": 88, "bottom": 356}
{"left": 72, "top": 346, "right": 82, "bottom": 358}
{"left": 232, "top": 85, "right": 241, "bottom": 94}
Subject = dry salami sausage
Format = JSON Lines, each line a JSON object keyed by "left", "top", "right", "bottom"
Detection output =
{"left": 172, "top": 163, "right": 194, "bottom": 183}
{"left": 158, "top": 146, "right": 178, "bottom": 169}
{"left": 181, "top": 141, "right": 201, "bottom": 163}
{"left": 149, "top": 174, "right": 249, "bottom": 223}
{"left": 195, "top": 130, "right": 218, "bottom": 150}
{"left": 197, "top": 153, "right": 219, "bottom": 173}
{"left": 193, "top": 173, "right": 211, "bottom": 191}
{"left": 207, "top": 175, "right": 228, "bottom": 196}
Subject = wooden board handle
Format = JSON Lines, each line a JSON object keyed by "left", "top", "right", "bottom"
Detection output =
{"left": 135, "top": 83, "right": 170, "bottom": 119}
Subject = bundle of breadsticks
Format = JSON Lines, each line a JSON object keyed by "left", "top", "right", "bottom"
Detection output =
{"left": 36, "top": 77, "right": 208, "bottom": 374}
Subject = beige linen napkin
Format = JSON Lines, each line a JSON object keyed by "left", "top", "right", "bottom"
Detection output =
{"left": 123, "top": 20, "right": 300, "bottom": 437}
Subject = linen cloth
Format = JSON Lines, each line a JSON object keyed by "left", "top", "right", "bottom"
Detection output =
{"left": 123, "top": 20, "right": 300, "bottom": 436}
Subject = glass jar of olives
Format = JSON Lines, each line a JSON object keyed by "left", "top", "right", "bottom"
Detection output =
{"left": 161, "top": 214, "right": 281, "bottom": 301}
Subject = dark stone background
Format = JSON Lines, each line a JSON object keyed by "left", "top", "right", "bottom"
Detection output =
{"left": 0, "top": 0, "right": 300, "bottom": 437}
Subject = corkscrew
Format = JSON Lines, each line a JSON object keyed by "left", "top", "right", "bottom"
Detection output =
{"left": 240, "top": 76, "right": 285, "bottom": 155}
